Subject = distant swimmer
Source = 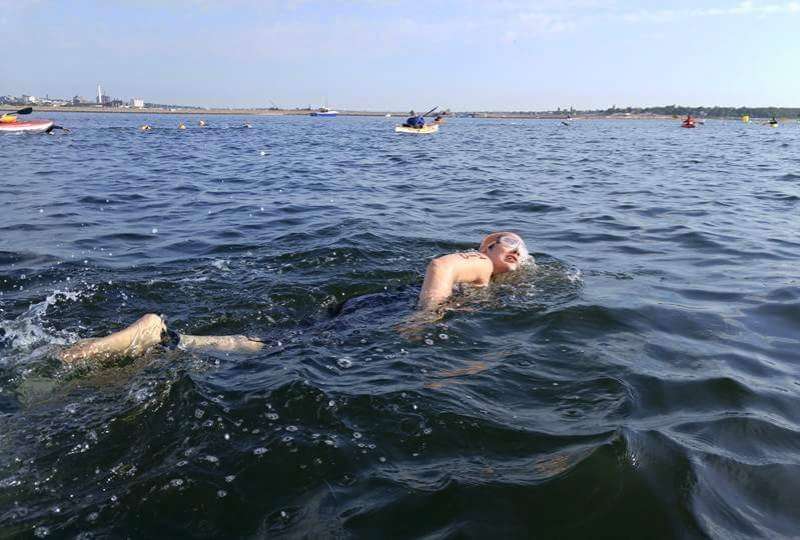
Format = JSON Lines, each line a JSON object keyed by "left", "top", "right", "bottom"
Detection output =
{"left": 769, "top": 116, "right": 779, "bottom": 126}
{"left": 178, "top": 122, "right": 186, "bottom": 130}
{"left": 140, "top": 124, "right": 153, "bottom": 131}
{"left": 199, "top": 120, "right": 207, "bottom": 127}
{"left": 418, "top": 231, "right": 532, "bottom": 310}
{"left": 243, "top": 122, "right": 252, "bottom": 128}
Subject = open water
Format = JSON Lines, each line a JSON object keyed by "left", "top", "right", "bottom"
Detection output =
{"left": 1, "top": 113, "right": 799, "bottom": 539}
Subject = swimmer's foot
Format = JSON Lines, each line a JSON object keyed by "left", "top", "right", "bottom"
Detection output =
{"left": 177, "top": 334, "right": 265, "bottom": 353}
{"left": 59, "top": 313, "right": 166, "bottom": 364}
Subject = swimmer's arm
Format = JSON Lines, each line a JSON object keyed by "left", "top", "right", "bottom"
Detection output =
{"left": 418, "top": 253, "right": 493, "bottom": 309}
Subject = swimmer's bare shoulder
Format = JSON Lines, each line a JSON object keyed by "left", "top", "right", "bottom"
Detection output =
{"left": 418, "top": 251, "right": 493, "bottom": 309}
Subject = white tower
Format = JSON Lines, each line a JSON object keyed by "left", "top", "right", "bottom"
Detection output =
{"left": 97, "top": 84, "right": 102, "bottom": 104}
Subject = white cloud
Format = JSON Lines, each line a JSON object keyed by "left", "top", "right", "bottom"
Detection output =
{"left": 619, "top": 1, "right": 800, "bottom": 23}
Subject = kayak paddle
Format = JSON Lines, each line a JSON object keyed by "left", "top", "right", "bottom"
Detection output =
{"left": 421, "top": 106, "right": 438, "bottom": 117}
{"left": 3, "top": 106, "right": 33, "bottom": 116}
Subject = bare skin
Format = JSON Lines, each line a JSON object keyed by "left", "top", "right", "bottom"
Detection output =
{"left": 418, "top": 231, "right": 527, "bottom": 310}
{"left": 58, "top": 313, "right": 263, "bottom": 365}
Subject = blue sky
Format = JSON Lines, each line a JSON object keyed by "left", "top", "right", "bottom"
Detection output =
{"left": 2, "top": 0, "right": 798, "bottom": 110}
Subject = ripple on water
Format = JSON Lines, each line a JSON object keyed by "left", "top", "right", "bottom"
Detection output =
{"left": 1, "top": 116, "right": 799, "bottom": 537}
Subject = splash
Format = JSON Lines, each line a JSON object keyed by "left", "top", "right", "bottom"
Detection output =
{"left": 0, "top": 287, "right": 93, "bottom": 360}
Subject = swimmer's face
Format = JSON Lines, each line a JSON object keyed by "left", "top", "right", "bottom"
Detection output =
{"left": 480, "top": 232, "right": 525, "bottom": 274}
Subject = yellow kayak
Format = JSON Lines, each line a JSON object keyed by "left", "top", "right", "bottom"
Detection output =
{"left": 395, "top": 124, "right": 439, "bottom": 134}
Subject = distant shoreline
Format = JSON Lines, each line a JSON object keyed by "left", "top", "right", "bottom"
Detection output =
{"left": 10, "top": 106, "right": 672, "bottom": 120}
{"left": 10, "top": 106, "right": 788, "bottom": 121}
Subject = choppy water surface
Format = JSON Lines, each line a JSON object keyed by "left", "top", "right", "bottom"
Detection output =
{"left": 1, "top": 113, "right": 799, "bottom": 538}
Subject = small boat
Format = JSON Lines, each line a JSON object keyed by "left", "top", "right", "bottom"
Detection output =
{"left": 0, "top": 118, "right": 55, "bottom": 133}
{"left": 310, "top": 107, "right": 338, "bottom": 117}
{"left": 681, "top": 121, "right": 696, "bottom": 128}
{"left": 395, "top": 124, "right": 439, "bottom": 134}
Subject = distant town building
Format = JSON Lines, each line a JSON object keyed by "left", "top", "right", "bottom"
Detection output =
{"left": 131, "top": 98, "right": 145, "bottom": 108}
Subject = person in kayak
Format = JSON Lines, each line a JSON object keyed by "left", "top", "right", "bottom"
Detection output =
{"left": 418, "top": 231, "right": 531, "bottom": 310}
{"left": 684, "top": 114, "right": 694, "bottom": 125}
{"left": 403, "top": 111, "right": 425, "bottom": 129}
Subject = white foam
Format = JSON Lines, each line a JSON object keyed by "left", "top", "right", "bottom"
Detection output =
{"left": 0, "top": 288, "right": 92, "bottom": 359}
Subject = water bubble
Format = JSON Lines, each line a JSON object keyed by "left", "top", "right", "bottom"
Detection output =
{"left": 424, "top": 339, "right": 434, "bottom": 346}
{"left": 353, "top": 432, "right": 362, "bottom": 439}
{"left": 225, "top": 475, "right": 236, "bottom": 483}
{"left": 286, "top": 425, "right": 298, "bottom": 432}
{"left": 204, "top": 455, "right": 219, "bottom": 464}
{"left": 224, "top": 433, "right": 231, "bottom": 440}
{"left": 34, "top": 526, "right": 49, "bottom": 538}
{"left": 328, "top": 400, "right": 335, "bottom": 408}
{"left": 266, "top": 413, "right": 279, "bottom": 421}
{"left": 194, "top": 409, "right": 205, "bottom": 419}
{"left": 217, "top": 489, "right": 227, "bottom": 498}
{"left": 170, "top": 479, "right": 184, "bottom": 488}
{"left": 438, "top": 334, "right": 449, "bottom": 340}
{"left": 87, "top": 512, "right": 99, "bottom": 523}
{"left": 151, "top": 228, "right": 158, "bottom": 234}
{"left": 253, "top": 447, "right": 268, "bottom": 455}
{"left": 337, "top": 357, "right": 353, "bottom": 369}
{"left": 379, "top": 456, "right": 386, "bottom": 463}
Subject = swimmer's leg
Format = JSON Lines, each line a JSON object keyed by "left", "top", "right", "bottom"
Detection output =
{"left": 176, "top": 334, "right": 265, "bottom": 353}
{"left": 59, "top": 313, "right": 165, "bottom": 364}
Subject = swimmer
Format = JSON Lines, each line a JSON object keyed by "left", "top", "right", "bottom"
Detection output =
{"left": 55, "top": 231, "right": 530, "bottom": 364}
{"left": 57, "top": 313, "right": 264, "bottom": 365}
{"left": 199, "top": 119, "right": 207, "bottom": 127}
{"left": 243, "top": 122, "right": 252, "bottom": 128}
{"left": 140, "top": 124, "right": 152, "bottom": 131}
{"left": 178, "top": 122, "right": 186, "bottom": 130}
{"left": 418, "top": 231, "right": 531, "bottom": 310}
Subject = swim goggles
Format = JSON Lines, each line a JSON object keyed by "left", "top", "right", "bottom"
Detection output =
{"left": 491, "top": 235, "right": 530, "bottom": 262}
{"left": 493, "top": 235, "right": 522, "bottom": 251}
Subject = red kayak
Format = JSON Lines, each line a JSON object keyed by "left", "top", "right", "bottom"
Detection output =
{"left": 0, "top": 119, "right": 55, "bottom": 133}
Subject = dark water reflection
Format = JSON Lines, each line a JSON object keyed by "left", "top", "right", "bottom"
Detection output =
{"left": 1, "top": 114, "right": 799, "bottom": 538}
